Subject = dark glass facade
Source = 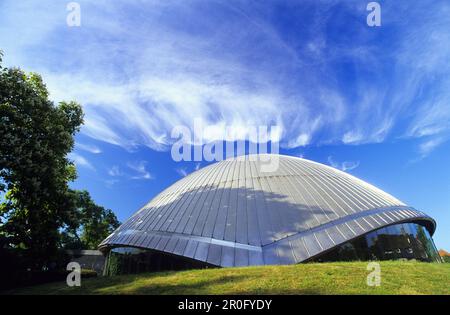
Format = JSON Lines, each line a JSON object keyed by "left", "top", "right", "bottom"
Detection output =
{"left": 310, "top": 223, "right": 441, "bottom": 263}
{"left": 103, "top": 222, "right": 440, "bottom": 275}
{"left": 103, "top": 247, "right": 212, "bottom": 276}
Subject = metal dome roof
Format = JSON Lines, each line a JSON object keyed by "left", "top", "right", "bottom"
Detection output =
{"left": 99, "top": 154, "right": 436, "bottom": 267}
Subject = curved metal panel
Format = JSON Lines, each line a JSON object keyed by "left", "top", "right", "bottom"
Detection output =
{"left": 99, "top": 154, "right": 437, "bottom": 267}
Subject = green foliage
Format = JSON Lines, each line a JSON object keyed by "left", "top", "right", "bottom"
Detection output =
{"left": 61, "top": 190, "right": 120, "bottom": 250}
{"left": 0, "top": 55, "right": 84, "bottom": 268}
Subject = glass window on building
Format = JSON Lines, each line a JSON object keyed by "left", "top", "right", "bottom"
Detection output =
{"left": 103, "top": 246, "right": 213, "bottom": 276}
{"left": 310, "top": 222, "right": 440, "bottom": 263}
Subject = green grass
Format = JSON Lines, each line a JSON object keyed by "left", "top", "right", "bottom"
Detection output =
{"left": 4, "top": 261, "right": 449, "bottom": 295}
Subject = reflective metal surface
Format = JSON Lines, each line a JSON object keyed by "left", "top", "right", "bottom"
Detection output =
{"left": 309, "top": 222, "right": 441, "bottom": 262}
{"left": 99, "top": 154, "right": 437, "bottom": 267}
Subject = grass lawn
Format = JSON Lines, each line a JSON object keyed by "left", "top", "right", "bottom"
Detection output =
{"left": 4, "top": 261, "right": 449, "bottom": 295}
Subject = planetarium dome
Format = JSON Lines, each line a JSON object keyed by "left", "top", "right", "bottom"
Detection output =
{"left": 99, "top": 154, "right": 441, "bottom": 275}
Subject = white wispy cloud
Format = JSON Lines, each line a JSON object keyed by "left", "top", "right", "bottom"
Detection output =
{"left": 76, "top": 142, "right": 102, "bottom": 154}
{"left": 176, "top": 163, "right": 202, "bottom": 177}
{"left": 328, "top": 156, "right": 360, "bottom": 172}
{"left": 127, "top": 161, "right": 153, "bottom": 180}
{"left": 108, "top": 166, "right": 122, "bottom": 177}
{"left": 68, "top": 152, "right": 95, "bottom": 171}
{"left": 1, "top": 1, "right": 449, "bottom": 158}
{"left": 405, "top": 97, "right": 450, "bottom": 158}
{"left": 417, "top": 137, "right": 447, "bottom": 159}
{"left": 108, "top": 163, "right": 153, "bottom": 181}
{"left": 176, "top": 168, "right": 188, "bottom": 177}
{"left": 288, "top": 133, "right": 311, "bottom": 148}
{"left": 104, "top": 179, "right": 119, "bottom": 188}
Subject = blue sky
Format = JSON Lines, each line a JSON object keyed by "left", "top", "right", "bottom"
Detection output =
{"left": 1, "top": 0, "right": 449, "bottom": 249}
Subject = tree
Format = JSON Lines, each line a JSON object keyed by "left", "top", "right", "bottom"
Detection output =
{"left": 0, "top": 51, "right": 84, "bottom": 269}
{"left": 60, "top": 190, "right": 120, "bottom": 250}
